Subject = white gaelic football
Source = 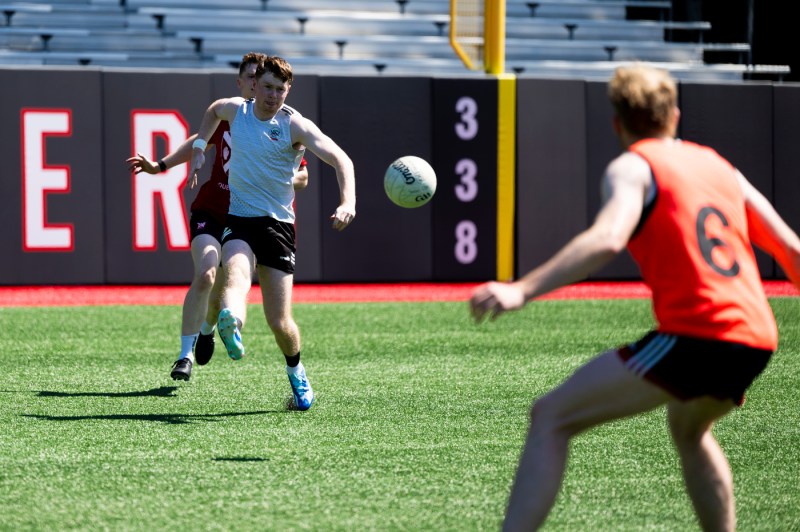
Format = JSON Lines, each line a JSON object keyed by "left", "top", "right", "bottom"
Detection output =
{"left": 384, "top": 156, "right": 437, "bottom": 208}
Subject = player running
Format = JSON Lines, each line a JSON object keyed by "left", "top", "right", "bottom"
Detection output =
{"left": 471, "top": 64, "right": 800, "bottom": 531}
{"left": 126, "top": 52, "right": 308, "bottom": 382}
{"left": 188, "top": 55, "right": 356, "bottom": 410}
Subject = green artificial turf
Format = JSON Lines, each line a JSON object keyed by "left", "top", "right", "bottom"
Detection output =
{"left": 0, "top": 298, "right": 798, "bottom": 530}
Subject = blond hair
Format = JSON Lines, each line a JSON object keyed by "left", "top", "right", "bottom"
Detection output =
{"left": 608, "top": 64, "right": 677, "bottom": 137}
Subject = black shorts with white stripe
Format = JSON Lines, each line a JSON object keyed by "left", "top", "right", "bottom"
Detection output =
{"left": 221, "top": 214, "right": 296, "bottom": 274}
{"left": 617, "top": 331, "right": 772, "bottom": 406}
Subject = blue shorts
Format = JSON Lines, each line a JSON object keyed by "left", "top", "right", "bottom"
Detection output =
{"left": 617, "top": 331, "right": 773, "bottom": 405}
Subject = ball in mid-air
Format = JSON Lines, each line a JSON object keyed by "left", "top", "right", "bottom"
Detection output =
{"left": 384, "top": 156, "right": 437, "bottom": 208}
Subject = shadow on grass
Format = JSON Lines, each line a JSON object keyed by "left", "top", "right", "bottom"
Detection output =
{"left": 212, "top": 457, "right": 269, "bottom": 462}
{"left": 22, "top": 409, "right": 282, "bottom": 425}
{"left": 36, "top": 386, "right": 179, "bottom": 398}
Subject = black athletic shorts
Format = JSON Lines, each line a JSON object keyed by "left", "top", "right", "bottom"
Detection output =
{"left": 189, "top": 210, "right": 226, "bottom": 242}
{"left": 221, "top": 214, "right": 296, "bottom": 274}
{"left": 618, "top": 331, "right": 773, "bottom": 406}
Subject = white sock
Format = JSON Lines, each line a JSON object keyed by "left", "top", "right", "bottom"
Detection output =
{"left": 200, "top": 322, "right": 216, "bottom": 335}
{"left": 179, "top": 334, "right": 198, "bottom": 362}
{"left": 286, "top": 361, "right": 304, "bottom": 375}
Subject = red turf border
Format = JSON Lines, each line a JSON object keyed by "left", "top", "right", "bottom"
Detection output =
{"left": 0, "top": 281, "right": 795, "bottom": 307}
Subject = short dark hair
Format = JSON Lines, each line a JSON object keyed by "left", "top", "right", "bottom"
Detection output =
{"left": 238, "top": 52, "right": 266, "bottom": 77}
{"left": 255, "top": 55, "right": 293, "bottom": 84}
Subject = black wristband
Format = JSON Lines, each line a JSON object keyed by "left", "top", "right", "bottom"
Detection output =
{"left": 158, "top": 160, "right": 167, "bottom": 173}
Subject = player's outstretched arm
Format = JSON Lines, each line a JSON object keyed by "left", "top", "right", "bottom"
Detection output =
{"left": 125, "top": 134, "right": 200, "bottom": 176}
{"left": 189, "top": 97, "right": 242, "bottom": 188}
{"left": 738, "top": 171, "right": 800, "bottom": 288}
{"left": 291, "top": 117, "right": 355, "bottom": 231}
{"left": 471, "top": 152, "right": 650, "bottom": 322}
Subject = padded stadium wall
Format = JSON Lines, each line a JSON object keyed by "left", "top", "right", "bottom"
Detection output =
{"left": 1, "top": 67, "right": 797, "bottom": 284}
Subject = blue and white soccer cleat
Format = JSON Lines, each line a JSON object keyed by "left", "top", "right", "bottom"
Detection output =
{"left": 217, "top": 308, "right": 245, "bottom": 360}
{"left": 287, "top": 362, "right": 314, "bottom": 411}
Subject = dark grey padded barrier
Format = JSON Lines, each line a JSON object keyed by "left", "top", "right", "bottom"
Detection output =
{"left": 1, "top": 68, "right": 105, "bottom": 284}
{"left": 1, "top": 68, "right": 795, "bottom": 285}
{"left": 515, "top": 78, "right": 588, "bottom": 277}
{"left": 772, "top": 84, "right": 800, "bottom": 280}
{"left": 317, "top": 76, "right": 434, "bottom": 282}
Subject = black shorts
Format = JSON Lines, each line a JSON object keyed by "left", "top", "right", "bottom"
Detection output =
{"left": 618, "top": 331, "right": 773, "bottom": 406}
{"left": 221, "top": 215, "right": 296, "bottom": 274}
{"left": 189, "top": 211, "right": 226, "bottom": 242}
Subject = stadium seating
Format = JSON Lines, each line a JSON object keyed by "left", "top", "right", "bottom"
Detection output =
{"left": 0, "top": 0, "right": 790, "bottom": 80}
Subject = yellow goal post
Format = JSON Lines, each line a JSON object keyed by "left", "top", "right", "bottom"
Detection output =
{"left": 449, "top": 0, "right": 506, "bottom": 74}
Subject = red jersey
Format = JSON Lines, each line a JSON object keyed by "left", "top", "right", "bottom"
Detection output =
{"left": 190, "top": 122, "right": 231, "bottom": 226}
{"left": 627, "top": 138, "right": 778, "bottom": 350}
{"left": 190, "top": 122, "right": 307, "bottom": 226}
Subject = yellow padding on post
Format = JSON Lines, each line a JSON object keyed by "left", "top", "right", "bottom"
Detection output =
{"left": 496, "top": 73, "right": 516, "bottom": 281}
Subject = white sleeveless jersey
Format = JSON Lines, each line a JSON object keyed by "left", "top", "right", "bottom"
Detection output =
{"left": 228, "top": 99, "right": 305, "bottom": 222}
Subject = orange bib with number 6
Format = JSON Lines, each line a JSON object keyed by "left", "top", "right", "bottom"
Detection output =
{"left": 627, "top": 138, "right": 777, "bottom": 350}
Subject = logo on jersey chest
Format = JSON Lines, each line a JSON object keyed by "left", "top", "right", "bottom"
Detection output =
{"left": 268, "top": 127, "right": 281, "bottom": 141}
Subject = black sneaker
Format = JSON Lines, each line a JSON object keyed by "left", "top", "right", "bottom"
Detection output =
{"left": 195, "top": 332, "right": 215, "bottom": 366}
{"left": 170, "top": 358, "right": 192, "bottom": 381}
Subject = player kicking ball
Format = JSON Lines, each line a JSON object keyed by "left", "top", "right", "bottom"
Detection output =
{"left": 126, "top": 52, "right": 308, "bottom": 383}
{"left": 188, "top": 55, "right": 356, "bottom": 410}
